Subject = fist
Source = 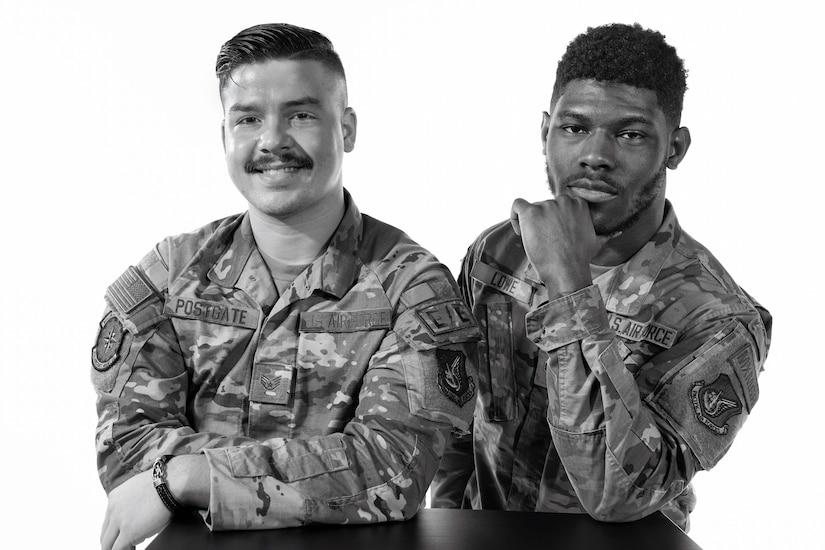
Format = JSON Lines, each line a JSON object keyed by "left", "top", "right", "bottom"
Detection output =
{"left": 509, "top": 195, "right": 608, "bottom": 296}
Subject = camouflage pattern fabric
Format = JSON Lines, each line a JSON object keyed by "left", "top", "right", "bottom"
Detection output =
{"left": 91, "top": 191, "right": 481, "bottom": 530}
{"left": 431, "top": 201, "right": 771, "bottom": 531}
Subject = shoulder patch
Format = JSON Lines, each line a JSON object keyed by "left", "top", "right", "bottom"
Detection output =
{"left": 90, "top": 311, "right": 136, "bottom": 393}
{"left": 107, "top": 266, "right": 159, "bottom": 314}
{"left": 417, "top": 299, "right": 476, "bottom": 337}
{"left": 436, "top": 349, "right": 475, "bottom": 406}
{"left": 644, "top": 320, "right": 758, "bottom": 470}
{"left": 92, "top": 313, "right": 126, "bottom": 372}
{"left": 690, "top": 374, "right": 743, "bottom": 435}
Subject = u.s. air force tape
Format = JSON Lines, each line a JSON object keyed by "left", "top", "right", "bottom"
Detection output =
{"left": 607, "top": 312, "right": 677, "bottom": 349}
{"left": 299, "top": 309, "right": 392, "bottom": 333}
{"left": 470, "top": 262, "right": 534, "bottom": 304}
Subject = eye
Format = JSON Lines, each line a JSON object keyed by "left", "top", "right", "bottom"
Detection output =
{"left": 291, "top": 112, "right": 318, "bottom": 124}
{"left": 561, "top": 125, "right": 588, "bottom": 135}
{"left": 619, "top": 130, "right": 646, "bottom": 141}
{"left": 236, "top": 116, "right": 260, "bottom": 126}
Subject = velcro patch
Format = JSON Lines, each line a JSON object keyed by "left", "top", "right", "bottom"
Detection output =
{"left": 608, "top": 313, "right": 678, "bottom": 349}
{"left": 436, "top": 349, "right": 475, "bottom": 406}
{"left": 471, "top": 262, "right": 535, "bottom": 304}
{"left": 107, "top": 266, "right": 157, "bottom": 314}
{"left": 92, "top": 313, "right": 127, "bottom": 372}
{"left": 250, "top": 364, "right": 294, "bottom": 405}
{"left": 299, "top": 309, "right": 392, "bottom": 333}
{"left": 164, "top": 295, "right": 259, "bottom": 329}
{"left": 416, "top": 299, "right": 476, "bottom": 336}
{"left": 729, "top": 346, "right": 758, "bottom": 412}
{"left": 691, "top": 374, "right": 743, "bottom": 435}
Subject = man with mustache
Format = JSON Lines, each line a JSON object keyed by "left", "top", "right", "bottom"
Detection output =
{"left": 92, "top": 23, "right": 480, "bottom": 550}
{"left": 431, "top": 23, "right": 771, "bottom": 531}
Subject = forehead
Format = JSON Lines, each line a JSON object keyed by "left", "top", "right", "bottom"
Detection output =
{"left": 221, "top": 58, "right": 344, "bottom": 109}
{"left": 551, "top": 79, "right": 666, "bottom": 125}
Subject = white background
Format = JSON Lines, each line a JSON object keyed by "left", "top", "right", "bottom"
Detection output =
{"left": 1, "top": 1, "right": 821, "bottom": 548}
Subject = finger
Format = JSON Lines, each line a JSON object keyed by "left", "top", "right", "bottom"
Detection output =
{"left": 112, "top": 531, "right": 136, "bottom": 550}
{"left": 509, "top": 198, "right": 530, "bottom": 236}
{"left": 100, "top": 521, "right": 118, "bottom": 550}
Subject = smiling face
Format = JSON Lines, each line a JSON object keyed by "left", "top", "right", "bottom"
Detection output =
{"left": 542, "top": 79, "right": 689, "bottom": 243}
{"left": 221, "top": 58, "right": 356, "bottom": 222}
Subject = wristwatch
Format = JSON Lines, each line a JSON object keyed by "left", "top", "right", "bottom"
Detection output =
{"left": 152, "top": 454, "right": 185, "bottom": 514}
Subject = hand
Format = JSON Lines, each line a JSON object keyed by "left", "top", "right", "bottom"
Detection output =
{"left": 100, "top": 469, "right": 172, "bottom": 550}
{"left": 509, "top": 195, "right": 612, "bottom": 297}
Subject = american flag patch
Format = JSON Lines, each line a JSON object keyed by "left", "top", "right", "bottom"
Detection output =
{"left": 107, "top": 266, "right": 156, "bottom": 313}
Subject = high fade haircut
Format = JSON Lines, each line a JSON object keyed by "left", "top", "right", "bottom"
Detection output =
{"left": 551, "top": 23, "right": 687, "bottom": 127}
{"left": 216, "top": 23, "right": 347, "bottom": 100}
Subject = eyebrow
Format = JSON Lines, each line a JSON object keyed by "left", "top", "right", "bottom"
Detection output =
{"left": 227, "top": 96, "right": 323, "bottom": 114}
{"left": 557, "top": 110, "right": 654, "bottom": 128}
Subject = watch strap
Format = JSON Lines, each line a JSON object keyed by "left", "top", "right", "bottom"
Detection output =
{"left": 152, "top": 454, "right": 185, "bottom": 514}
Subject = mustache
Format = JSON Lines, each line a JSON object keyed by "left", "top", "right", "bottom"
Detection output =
{"left": 561, "top": 172, "right": 619, "bottom": 188}
{"left": 245, "top": 152, "right": 313, "bottom": 173}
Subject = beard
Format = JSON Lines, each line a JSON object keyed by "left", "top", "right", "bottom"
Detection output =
{"left": 545, "top": 160, "right": 667, "bottom": 236}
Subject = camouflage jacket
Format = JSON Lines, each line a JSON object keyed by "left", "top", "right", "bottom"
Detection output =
{"left": 91, "top": 192, "right": 481, "bottom": 530}
{"left": 431, "top": 202, "right": 771, "bottom": 530}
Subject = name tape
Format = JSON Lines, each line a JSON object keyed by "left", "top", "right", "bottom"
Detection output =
{"left": 164, "top": 295, "right": 259, "bottom": 329}
{"left": 470, "top": 262, "right": 534, "bottom": 304}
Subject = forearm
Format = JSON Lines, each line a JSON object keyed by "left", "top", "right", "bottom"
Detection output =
{"left": 529, "top": 286, "right": 695, "bottom": 520}
{"left": 197, "top": 416, "right": 446, "bottom": 530}
{"left": 547, "top": 338, "right": 693, "bottom": 521}
{"left": 430, "top": 430, "right": 475, "bottom": 508}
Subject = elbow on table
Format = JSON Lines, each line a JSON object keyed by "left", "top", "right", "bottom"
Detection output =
{"left": 578, "top": 493, "right": 656, "bottom": 525}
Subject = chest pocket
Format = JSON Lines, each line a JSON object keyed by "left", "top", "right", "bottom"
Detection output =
{"left": 478, "top": 301, "right": 518, "bottom": 421}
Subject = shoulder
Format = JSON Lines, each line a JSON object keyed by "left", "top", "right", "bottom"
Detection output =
{"left": 154, "top": 213, "right": 245, "bottom": 278}
{"left": 102, "top": 213, "right": 244, "bottom": 328}
{"left": 357, "top": 213, "right": 445, "bottom": 291}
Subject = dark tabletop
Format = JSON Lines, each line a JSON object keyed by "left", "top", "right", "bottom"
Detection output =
{"left": 148, "top": 508, "right": 702, "bottom": 550}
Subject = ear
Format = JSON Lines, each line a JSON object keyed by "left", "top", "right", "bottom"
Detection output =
{"left": 666, "top": 127, "right": 691, "bottom": 169}
{"left": 220, "top": 120, "right": 227, "bottom": 154}
{"left": 540, "top": 111, "right": 551, "bottom": 152}
{"left": 342, "top": 107, "right": 357, "bottom": 153}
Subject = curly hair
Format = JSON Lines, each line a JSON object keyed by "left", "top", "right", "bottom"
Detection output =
{"left": 216, "top": 23, "right": 346, "bottom": 97}
{"left": 552, "top": 23, "right": 687, "bottom": 126}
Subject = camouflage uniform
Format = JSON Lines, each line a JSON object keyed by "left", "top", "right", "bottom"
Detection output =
{"left": 431, "top": 201, "right": 771, "bottom": 530}
{"left": 91, "top": 191, "right": 481, "bottom": 530}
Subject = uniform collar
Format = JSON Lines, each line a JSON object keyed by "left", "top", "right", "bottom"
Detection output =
{"left": 206, "top": 189, "right": 363, "bottom": 302}
{"left": 595, "top": 200, "right": 682, "bottom": 316}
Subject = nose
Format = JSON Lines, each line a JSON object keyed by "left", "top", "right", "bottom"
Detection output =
{"left": 578, "top": 130, "right": 615, "bottom": 172}
{"left": 258, "top": 120, "right": 292, "bottom": 154}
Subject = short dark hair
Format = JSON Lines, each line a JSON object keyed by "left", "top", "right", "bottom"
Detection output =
{"left": 551, "top": 23, "right": 688, "bottom": 126}
{"left": 216, "top": 23, "right": 346, "bottom": 95}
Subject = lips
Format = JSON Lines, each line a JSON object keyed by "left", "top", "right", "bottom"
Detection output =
{"left": 566, "top": 178, "right": 618, "bottom": 203}
{"left": 246, "top": 155, "right": 313, "bottom": 174}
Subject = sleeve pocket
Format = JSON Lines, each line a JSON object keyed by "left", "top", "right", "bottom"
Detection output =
{"left": 478, "top": 301, "right": 518, "bottom": 422}
{"left": 645, "top": 320, "right": 759, "bottom": 470}
{"left": 228, "top": 437, "right": 350, "bottom": 482}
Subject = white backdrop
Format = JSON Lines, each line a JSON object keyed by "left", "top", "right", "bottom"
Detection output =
{"left": 1, "top": 1, "right": 821, "bottom": 548}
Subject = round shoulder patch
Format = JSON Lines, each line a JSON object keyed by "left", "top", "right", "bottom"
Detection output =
{"left": 92, "top": 314, "right": 126, "bottom": 372}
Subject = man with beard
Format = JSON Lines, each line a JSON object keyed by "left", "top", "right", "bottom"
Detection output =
{"left": 93, "top": 23, "right": 480, "bottom": 550}
{"left": 431, "top": 23, "right": 771, "bottom": 531}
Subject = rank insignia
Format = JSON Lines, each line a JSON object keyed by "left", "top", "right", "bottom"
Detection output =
{"left": 691, "top": 374, "right": 742, "bottom": 435}
{"left": 92, "top": 314, "right": 126, "bottom": 372}
{"left": 436, "top": 349, "right": 475, "bottom": 406}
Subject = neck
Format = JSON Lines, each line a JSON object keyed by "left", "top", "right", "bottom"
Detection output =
{"left": 249, "top": 191, "right": 346, "bottom": 266}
